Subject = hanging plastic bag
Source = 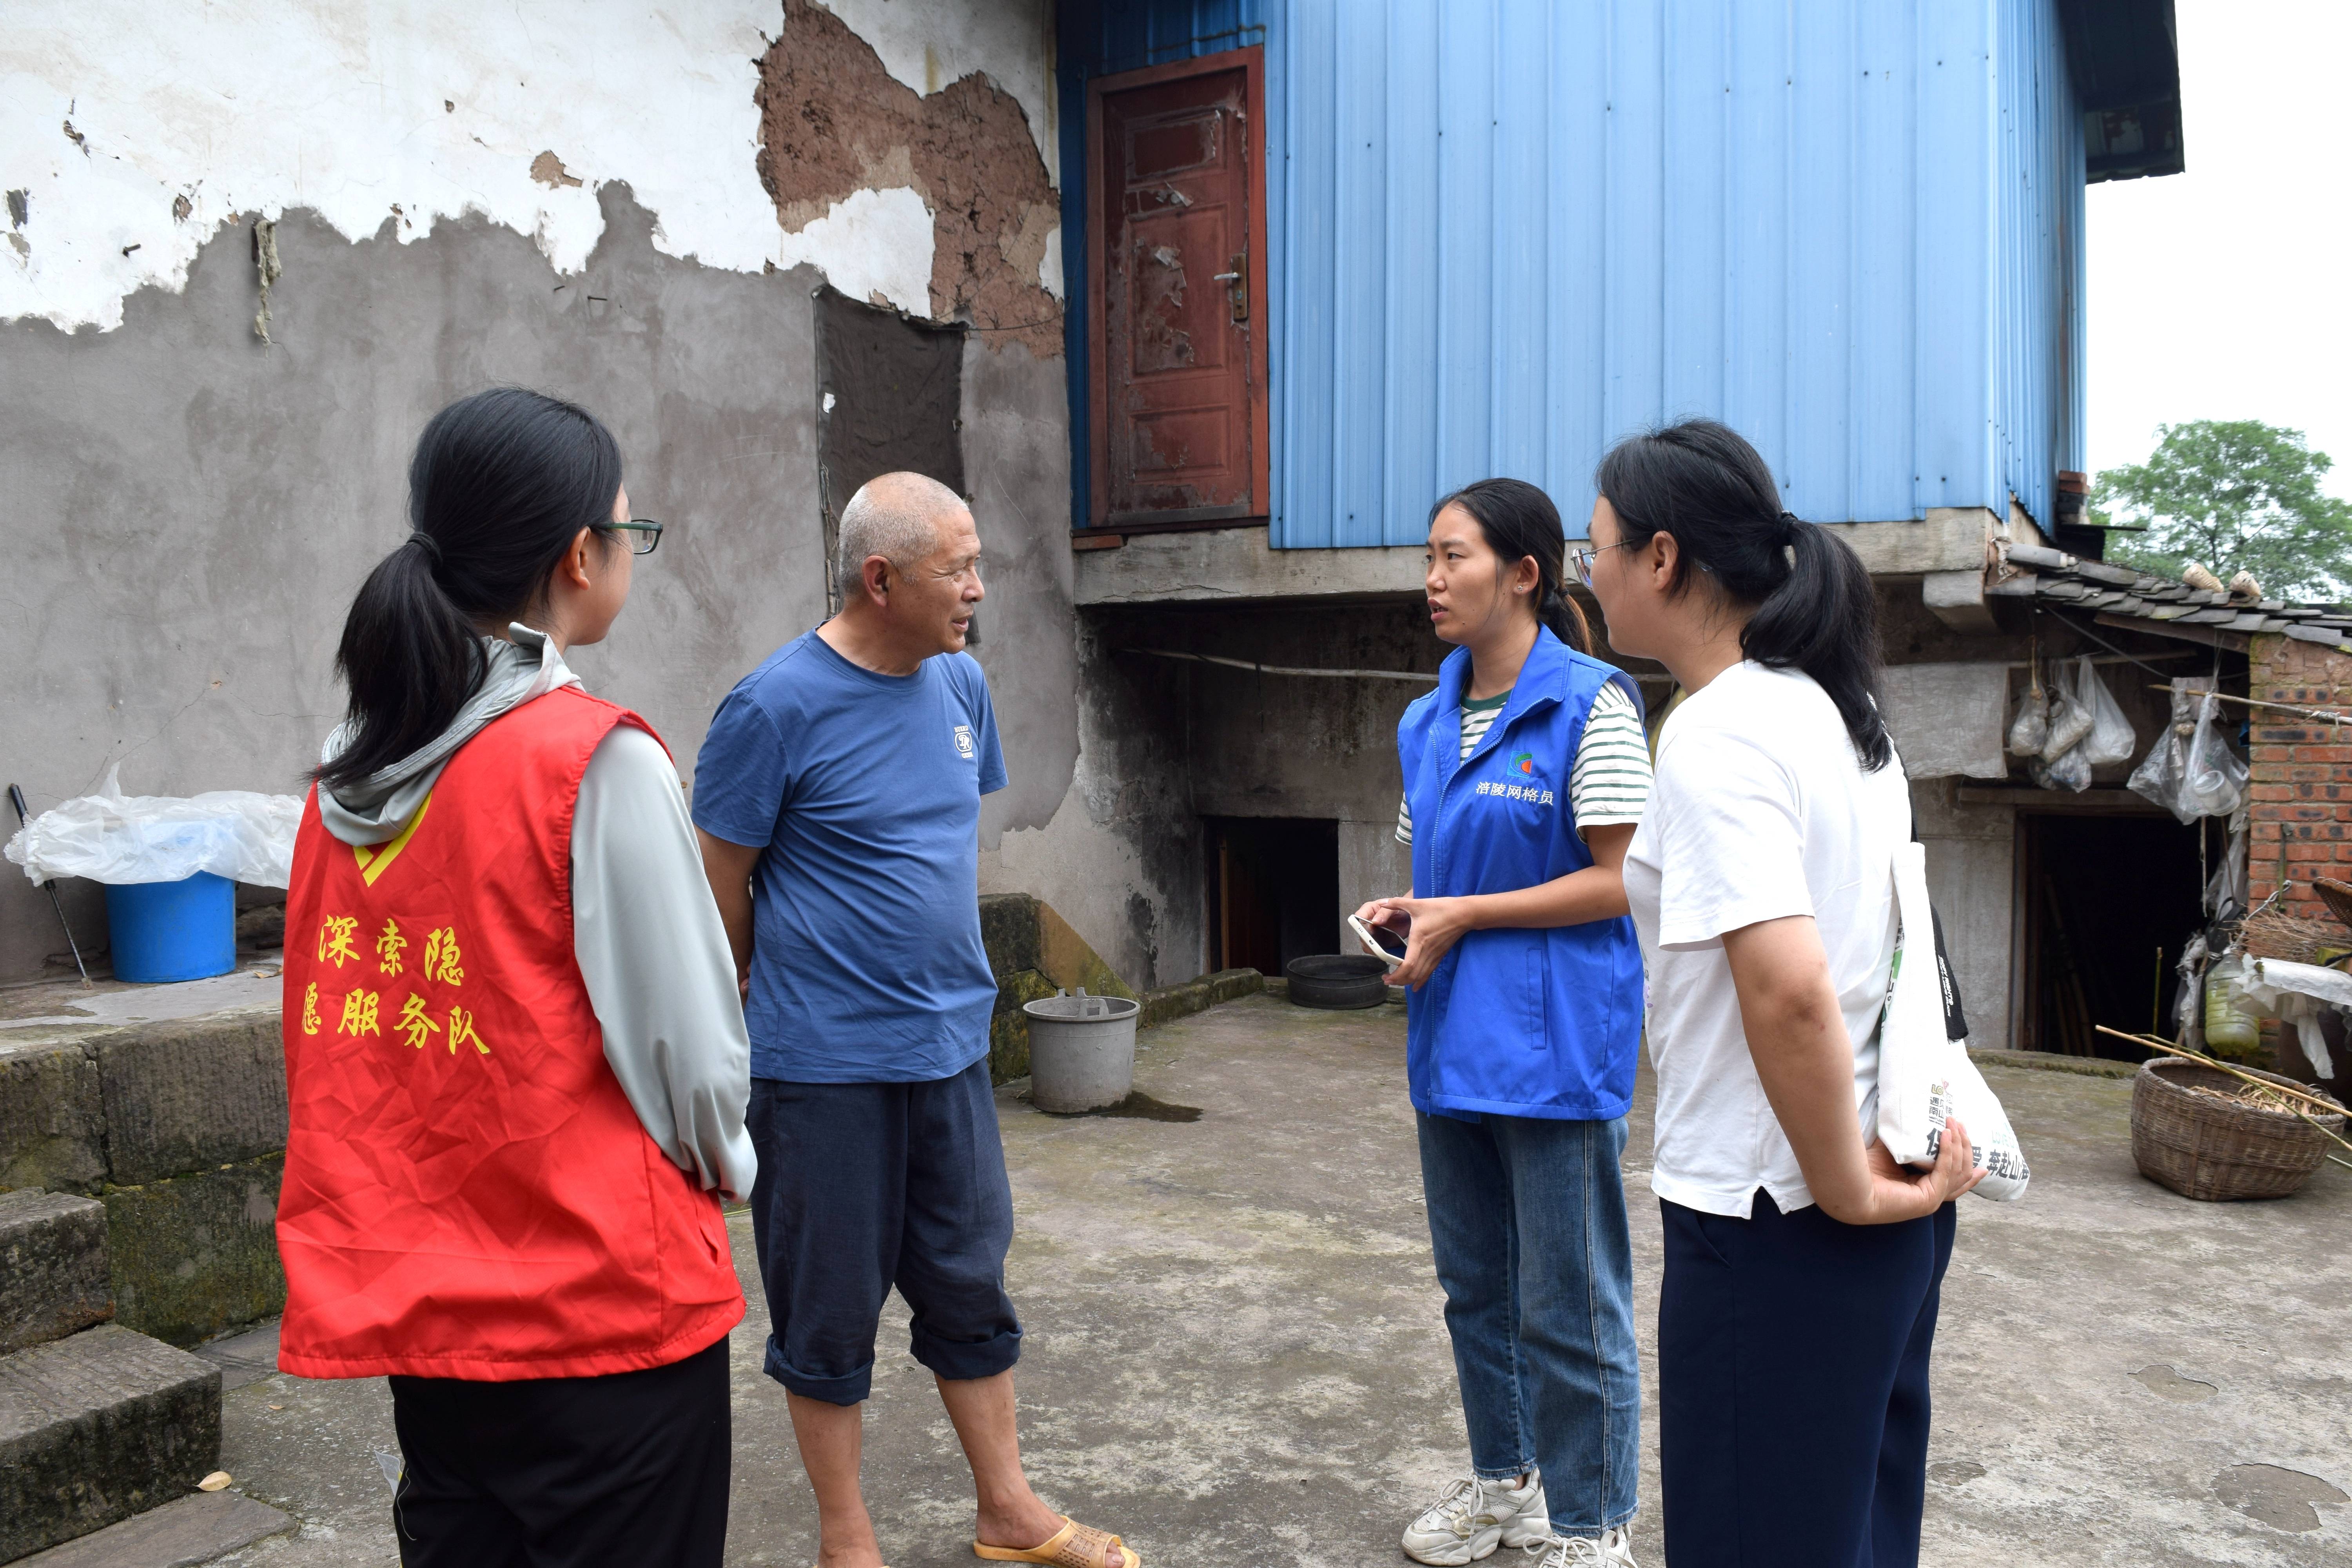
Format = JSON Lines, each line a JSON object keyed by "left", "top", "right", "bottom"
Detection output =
{"left": 2130, "top": 680, "right": 2205, "bottom": 823}
{"left": 1874, "top": 842, "right": 2030, "bottom": 1201}
{"left": 2040, "top": 658, "right": 2095, "bottom": 760}
{"left": 2, "top": 764, "right": 302, "bottom": 888}
{"left": 2007, "top": 662, "right": 2049, "bottom": 756}
{"left": 2029, "top": 746, "right": 2093, "bottom": 793}
{"left": 2181, "top": 693, "right": 2249, "bottom": 819}
{"left": 2075, "top": 656, "right": 2138, "bottom": 768}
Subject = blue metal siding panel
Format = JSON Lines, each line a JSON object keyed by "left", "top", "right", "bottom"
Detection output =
{"left": 1058, "top": 1, "right": 2083, "bottom": 543}
{"left": 1544, "top": 2, "right": 1610, "bottom": 534}
{"left": 1913, "top": 0, "right": 1997, "bottom": 515}
{"left": 1281, "top": 0, "right": 1338, "bottom": 545}
{"left": 1991, "top": 0, "right": 2084, "bottom": 532}
{"left": 1262, "top": 0, "right": 2085, "bottom": 547}
{"left": 1784, "top": 0, "right": 1857, "bottom": 524}
{"left": 1599, "top": 0, "right": 1664, "bottom": 493}
{"left": 1384, "top": 0, "right": 1443, "bottom": 551}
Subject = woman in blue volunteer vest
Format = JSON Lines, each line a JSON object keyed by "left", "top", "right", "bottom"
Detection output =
{"left": 1356, "top": 480, "right": 1651, "bottom": 1568}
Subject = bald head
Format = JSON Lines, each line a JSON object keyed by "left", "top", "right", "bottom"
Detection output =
{"left": 837, "top": 471, "right": 967, "bottom": 585}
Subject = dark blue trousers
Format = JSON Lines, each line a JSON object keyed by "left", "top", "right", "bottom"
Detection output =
{"left": 1659, "top": 1192, "right": 1956, "bottom": 1568}
{"left": 746, "top": 1058, "right": 1022, "bottom": 1405}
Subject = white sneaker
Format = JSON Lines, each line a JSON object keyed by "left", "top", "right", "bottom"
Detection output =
{"left": 1402, "top": 1473, "right": 1552, "bottom": 1565}
{"left": 1523, "top": 1526, "right": 1638, "bottom": 1567}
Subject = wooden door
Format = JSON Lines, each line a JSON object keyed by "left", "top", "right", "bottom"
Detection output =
{"left": 1088, "top": 49, "right": 1269, "bottom": 529}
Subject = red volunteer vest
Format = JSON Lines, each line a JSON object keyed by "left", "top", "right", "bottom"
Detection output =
{"left": 276, "top": 687, "right": 742, "bottom": 1380}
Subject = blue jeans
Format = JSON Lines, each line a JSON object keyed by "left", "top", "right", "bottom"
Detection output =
{"left": 1416, "top": 1111, "right": 1641, "bottom": 1537}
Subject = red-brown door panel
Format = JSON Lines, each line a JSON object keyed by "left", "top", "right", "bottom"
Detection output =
{"left": 1088, "top": 49, "right": 1269, "bottom": 528}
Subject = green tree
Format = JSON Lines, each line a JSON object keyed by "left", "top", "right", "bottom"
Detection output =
{"left": 2094, "top": 420, "right": 2352, "bottom": 601}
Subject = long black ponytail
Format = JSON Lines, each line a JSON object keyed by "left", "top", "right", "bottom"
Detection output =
{"left": 1429, "top": 477, "right": 1593, "bottom": 655}
{"left": 1594, "top": 419, "right": 1890, "bottom": 770}
{"left": 317, "top": 387, "right": 623, "bottom": 791}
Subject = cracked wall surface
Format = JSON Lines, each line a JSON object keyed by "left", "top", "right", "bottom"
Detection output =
{"left": 0, "top": 187, "right": 830, "bottom": 982}
{"left": 0, "top": 2, "right": 1061, "bottom": 331}
{"left": 757, "top": 0, "right": 1063, "bottom": 355}
{"left": 0, "top": 0, "right": 1209, "bottom": 990}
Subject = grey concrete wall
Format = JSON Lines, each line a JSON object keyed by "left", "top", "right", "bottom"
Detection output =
{"left": 0, "top": 186, "right": 828, "bottom": 983}
{"left": 1913, "top": 779, "right": 2020, "bottom": 1052}
{"left": 962, "top": 333, "right": 1216, "bottom": 992}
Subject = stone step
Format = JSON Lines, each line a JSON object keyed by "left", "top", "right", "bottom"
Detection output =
{"left": 0, "top": 1189, "right": 114, "bottom": 1356}
{"left": 11, "top": 1490, "right": 295, "bottom": 1568}
{"left": 0, "top": 1324, "right": 221, "bottom": 1563}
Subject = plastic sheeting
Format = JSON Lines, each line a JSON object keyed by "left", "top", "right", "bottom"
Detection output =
{"left": 3, "top": 765, "right": 301, "bottom": 888}
{"left": 2240, "top": 958, "right": 2352, "bottom": 1082}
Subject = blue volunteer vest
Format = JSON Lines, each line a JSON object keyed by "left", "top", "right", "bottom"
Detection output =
{"left": 1397, "top": 628, "right": 1647, "bottom": 1121}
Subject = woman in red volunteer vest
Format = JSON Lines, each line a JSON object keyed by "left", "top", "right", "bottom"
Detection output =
{"left": 278, "top": 387, "right": 755, "bottom": 1568}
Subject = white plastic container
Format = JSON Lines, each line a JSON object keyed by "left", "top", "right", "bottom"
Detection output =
{"left": 1022, "top": 988, "right": 1141, "bottom": 1113}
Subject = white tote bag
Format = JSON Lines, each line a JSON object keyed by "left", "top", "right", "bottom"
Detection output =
{"left": 1874, "top": 841, "right": 2031, "bottom": 1201}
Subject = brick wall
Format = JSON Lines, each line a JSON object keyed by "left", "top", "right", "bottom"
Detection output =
{"left": 2246, "top": 634, "right": 2352, "bottom": 918}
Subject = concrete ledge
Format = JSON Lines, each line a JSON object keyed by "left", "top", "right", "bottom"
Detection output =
{"left": 1971, "top": 1047, "right": 2141, "bottom": 1080}
{"left": 1137, "top": 968, "right": 1265, "bottom": 1031}
{"left": 0, "top": 1042, "right": 107, "bottom": 1196}
{"left": 94, "top": 1007, "right": 287, "bottom": 1187}
{"left": 13, "top": 1489, "right": 295, "bottom": 1568}
{"left": 0, "top": 1324, "right": 221, "bottom": 1562}
{"left": 1074, "top": 509, "right": 2001, "bottom": 605}
{"left": 0, "top": 1189, "right": 113, "bottom": 1356}
{"left": 105, "top": 1156, "right": 286, "bottom": 1349}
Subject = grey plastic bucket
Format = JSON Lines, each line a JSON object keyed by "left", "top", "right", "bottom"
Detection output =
{"left": 1022, "top": 988, "right": 1141, "bottom": 1113}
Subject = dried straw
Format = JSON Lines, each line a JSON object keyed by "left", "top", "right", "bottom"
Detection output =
{"left": 2239, "top": 908, "right": 2352, "bottom": 965}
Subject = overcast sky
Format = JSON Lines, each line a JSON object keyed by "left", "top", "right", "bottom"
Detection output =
{"left": 2086, "top": 2, "right": 2352, "bottom": 495}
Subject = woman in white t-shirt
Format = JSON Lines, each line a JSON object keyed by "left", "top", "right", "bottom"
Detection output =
{"left": 1575, "top": 421, "right": 1982, "bottom": 1568}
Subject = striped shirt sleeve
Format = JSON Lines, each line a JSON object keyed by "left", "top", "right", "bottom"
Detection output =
{"left": 1397, "top": 684, "right": 1650, "bottom": 847}
{"left": 1568, "top": 680, "right": 1652, "bottom": 832}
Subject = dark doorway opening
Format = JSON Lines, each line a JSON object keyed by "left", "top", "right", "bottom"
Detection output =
{"left": 1204, "top": 816, "right": 1338, "bottom": 977}
{"left": 2017, "top": 812, "right": 2206, "bottom": 1059}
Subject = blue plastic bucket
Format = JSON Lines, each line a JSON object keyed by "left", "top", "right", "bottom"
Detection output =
{"left": 103, "top": 872, "right": 237, "bottom": 983}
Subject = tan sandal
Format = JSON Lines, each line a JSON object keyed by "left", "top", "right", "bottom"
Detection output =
{"left": 973, "top": 1515, "right": 1141, "bottom": 1568}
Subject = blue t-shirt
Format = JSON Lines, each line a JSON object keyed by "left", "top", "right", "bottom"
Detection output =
{"left": 691, "top": 631, "right": 1007, "bottom": 1083}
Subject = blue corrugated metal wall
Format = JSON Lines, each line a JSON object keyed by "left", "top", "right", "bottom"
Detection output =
{"left": 1274, "top": 0, "right": 2084, "bottom": 545}
{"left": 1064, "top": 0, "right": 2084, "bottom": 544}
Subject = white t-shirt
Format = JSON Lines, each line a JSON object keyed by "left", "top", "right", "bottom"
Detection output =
{"left": 1623, "top": 662, "right": 1912, "bottom": 1219}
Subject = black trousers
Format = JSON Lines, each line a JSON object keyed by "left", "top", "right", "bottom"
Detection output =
{"left": 1659, "top": 1192, "right": 1956, "bottom": 1568}
{"left": 387, "top": 1335, "right": 731, "bottom": 1568}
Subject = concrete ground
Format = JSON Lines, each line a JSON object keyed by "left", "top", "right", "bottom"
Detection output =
{"left": 176, "top": 993, "right": 2348, "bottom": 1566}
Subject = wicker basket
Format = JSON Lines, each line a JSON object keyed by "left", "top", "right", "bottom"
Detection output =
{"left": 2131, "top": 1059, "right": 2347, "bottom": 1201}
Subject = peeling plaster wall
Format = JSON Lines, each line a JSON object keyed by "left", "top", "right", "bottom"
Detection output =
{"left": 0, "top": 0, "right": 1145, "bottom": 989}
{"left": 0, "top": 187, "right": 831, "bottom": 982}
{"left": 757, "top": 0, "right": 1064, "bottom": 354}
{"left": 0, "top": 1, "right": 1063, "bottom": 331}
{"left": 0, "top": 2, "right": 787, "bottom": 328}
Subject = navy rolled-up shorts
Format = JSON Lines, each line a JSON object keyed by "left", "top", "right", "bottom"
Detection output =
{"left": 746, "top": 1056, "right": 1022, "bottom": 1405}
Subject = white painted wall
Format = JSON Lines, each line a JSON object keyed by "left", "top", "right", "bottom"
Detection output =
{"left": 0, "top": 0, "right": 1059, "bottom": 331}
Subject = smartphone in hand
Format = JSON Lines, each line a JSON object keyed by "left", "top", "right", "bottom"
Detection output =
{"left": 1348, "top": 913, "right": 1408, "bottom": 969}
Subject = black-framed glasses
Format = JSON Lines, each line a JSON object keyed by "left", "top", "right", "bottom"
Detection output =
{"left": 612, "top": 519, "right": 664, "bottom": 556}
{"left": 1569, "top": 539, "right": 1634, "bottom": 586}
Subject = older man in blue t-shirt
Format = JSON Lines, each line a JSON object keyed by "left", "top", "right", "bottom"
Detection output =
{"left": 694, "top": 473, "right": 1137, "bottom": 1568}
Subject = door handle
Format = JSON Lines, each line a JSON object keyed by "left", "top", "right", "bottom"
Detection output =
{"left": 1214, "top": 251, "right": 1248, "bottom": 323}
